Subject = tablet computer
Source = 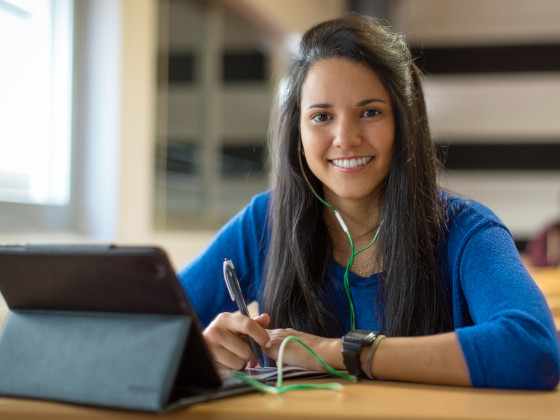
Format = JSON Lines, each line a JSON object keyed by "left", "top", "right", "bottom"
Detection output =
{"left": 0, "top": 244, "right": 254, "bottom": 412}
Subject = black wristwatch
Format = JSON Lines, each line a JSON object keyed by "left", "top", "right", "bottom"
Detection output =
{"left": 342, "top": 330, "right": 379, "bottom": 378}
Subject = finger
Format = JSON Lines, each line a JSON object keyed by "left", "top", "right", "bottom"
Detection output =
{"left": 204, "top": 313, "right": 258, "bottom": 369}
{"left": 247, "top": 355, "right": 258, "bottom": 368}
{"left": 253, "top": 312, "right": 271, "bottom": 328}
{"left": 263, "top": 328, "right": 328, "bottom": 371}
{"left": 213, "top": 355, "right": 246, "bottom": 371}
{"left": 266, "top": 327, "right": 298, "bottom": 347}
{"left": 205, "top": 314, "right": 255, "bottom": 356}
{"left": 204, "top": 332, "right": 252, "bottom": 370}
{"left": 234, "top": 314, "right": 271, "bottom": 349}
{"left": 261, "top": 328, "right": 294, "bottom": 360}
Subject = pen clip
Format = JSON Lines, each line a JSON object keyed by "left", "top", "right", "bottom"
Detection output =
{"left": 223, "top": 259, "right": 237, "bottom": 302}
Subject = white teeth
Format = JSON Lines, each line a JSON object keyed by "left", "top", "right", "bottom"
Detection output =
{"left": 331, "top": 156, "right": 372, "bottom": 169}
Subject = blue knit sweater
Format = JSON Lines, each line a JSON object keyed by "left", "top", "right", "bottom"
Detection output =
{"left": 178, "top": 191, "right": 560, "bottom": 390}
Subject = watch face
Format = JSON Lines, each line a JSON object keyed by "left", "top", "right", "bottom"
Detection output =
{"left": 349, "top": 330, "right": 377, "bottom": 345}
{"left": 363, "top": 331, "right": 377, "bottom": 344}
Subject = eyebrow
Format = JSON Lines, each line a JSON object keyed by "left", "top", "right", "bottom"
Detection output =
{"left": 357, "top": 98, "right": 387, "bottom": 106}
{"left": 306, "top": 98, "right": 387, "bottom": 110}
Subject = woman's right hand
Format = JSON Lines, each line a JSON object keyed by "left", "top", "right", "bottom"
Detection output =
{"left": 203, "top": 312, "right": 271, "bottom": 370}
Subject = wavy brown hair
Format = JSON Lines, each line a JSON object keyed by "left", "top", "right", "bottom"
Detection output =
{"left": 262, "top": 14, "right": 452, "bottom": 337}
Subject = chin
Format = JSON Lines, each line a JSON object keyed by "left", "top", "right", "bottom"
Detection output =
{"left": 329, "top": 184, "right": 383, "bottom": 203}
{"left": 335, "top": 191, "right": 375, "bottom": 202}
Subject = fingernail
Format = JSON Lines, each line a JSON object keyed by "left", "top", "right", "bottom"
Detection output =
{"left": 265, "top": 340, "right": 272, "bottom": 348}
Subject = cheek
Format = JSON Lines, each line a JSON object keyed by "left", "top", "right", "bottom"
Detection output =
{"left": 366, "top": 126, "right": 394, "bottom": 174}
{"left": 300, "top": 127, "right": 330, "bottom": 158}
{"left": 376, "top": 124, "right": 395, "bottom": 159}
{"left": 381, "top": 144, "right": 394, "bottom": 171}
{"left": 381, "top": 135, "right": 394, "bottom": 159}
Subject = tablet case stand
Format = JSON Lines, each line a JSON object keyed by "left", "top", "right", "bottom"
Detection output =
{"left": 0, "top": 245, "right": 232, "bottom": 412}
{"left": 0, "top": 312, "right": 203, "bottom": 412}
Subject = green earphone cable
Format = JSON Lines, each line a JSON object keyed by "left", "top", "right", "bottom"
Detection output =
{"left": 343, "top": 226, "right": 380, "bottom": 330}
{"left": 234, "top": 155, "right": 383, "bottom": 394}
{"left": 233, "top": 335, "right": 357, "bottom": 394}
{"left": 299, "top": 152, "right": 381, "bottom": 330}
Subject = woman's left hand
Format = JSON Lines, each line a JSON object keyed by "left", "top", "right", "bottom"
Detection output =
{"left": 264, "top": 328, "right": 343, "bottom": 371}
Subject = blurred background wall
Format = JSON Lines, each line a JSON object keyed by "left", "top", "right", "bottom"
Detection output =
{"left": 0, "top": 0, "right": 559, "bottom": 276}
{"left": 155, "top": 0, "right": 560, "bottom": 262}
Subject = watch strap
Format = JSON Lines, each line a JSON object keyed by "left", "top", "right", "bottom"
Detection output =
{"left": 342, "top": 330, "right": 378, "bottom": 378}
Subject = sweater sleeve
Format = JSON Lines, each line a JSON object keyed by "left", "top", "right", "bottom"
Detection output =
{"left": 176, "top": 192, "right": 271, "bottom": 328}
{"left": 455, "top": 223, "right": 560, "bottom": 390}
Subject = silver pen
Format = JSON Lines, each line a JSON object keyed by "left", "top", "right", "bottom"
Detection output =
{"left": 222, "top": 259, "right": 266, "bottom": 367}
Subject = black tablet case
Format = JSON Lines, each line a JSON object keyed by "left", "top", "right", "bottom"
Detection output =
{"left": 0, "top": 245, "right": 251, "bottom": 412}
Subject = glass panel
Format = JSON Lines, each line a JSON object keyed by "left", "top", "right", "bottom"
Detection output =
{"left": 0, "top": 0, "right": 73, "bottom": 206}
{"left": 155, "top": 0, "right": 272, "bottom": 231}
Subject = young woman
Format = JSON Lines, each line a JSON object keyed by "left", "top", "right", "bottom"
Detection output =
{"left": 178, "top": 14, "right": 560, "bottom": 389}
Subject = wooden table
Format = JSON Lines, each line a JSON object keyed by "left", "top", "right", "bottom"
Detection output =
{"left": 0, "top": 265, "right": 559, "bottom": 419}
{"left": 526, "top": 264, "right": 560, "bottom": 330}
{"left": 0, "top": 378, "right": 559, "bottom": 420}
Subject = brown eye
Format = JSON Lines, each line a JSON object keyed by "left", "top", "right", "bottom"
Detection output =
{"left": 362, "top": 109, "right": 380, "bottom": 118}
{"left": 312, "top": 113, "right": 330, "bottom": 122}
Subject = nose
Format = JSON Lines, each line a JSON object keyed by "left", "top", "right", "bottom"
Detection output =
{"left": 332, "top": 116, "right": 362, "bottom": 148}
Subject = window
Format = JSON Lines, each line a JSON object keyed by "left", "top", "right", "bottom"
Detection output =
{"left": 0, "top": 0, "right": 74, "bottom": 231}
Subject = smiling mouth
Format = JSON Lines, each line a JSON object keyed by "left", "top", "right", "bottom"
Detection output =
{"left": 330, "top": 156, "right": 373, "bottom": 169}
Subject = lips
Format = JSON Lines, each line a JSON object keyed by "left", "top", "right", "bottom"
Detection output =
{"left": 330, "top": 156, "right": 373, "bottom": 169}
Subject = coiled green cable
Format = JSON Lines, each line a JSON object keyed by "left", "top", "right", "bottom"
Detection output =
{"left": 233, "top": 335, "right": 357, "bottom": 394}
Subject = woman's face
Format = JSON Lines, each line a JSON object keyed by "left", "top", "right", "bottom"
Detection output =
{"left": 299, "top": 58, "right": 394, "bottom": 207}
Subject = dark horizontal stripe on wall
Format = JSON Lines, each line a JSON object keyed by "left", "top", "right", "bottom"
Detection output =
{"left": 411, "top": 44, "right": 560, "bottom": 74}
{"left": 223, "top": 52, "right": 267, "bottom": 82}
{"left": 436, "top": 142, "right": 560, "bottom": 170}
{"left": 222, "top": 144, "right": 266, "bottom": 173}
{"left": 166, "top": 52, "right": 267, "bottom": 83}
{"left": 165, "top": 140, "right": 266, "bottom": 175}
{"left": 166, "top": 53, "right": 195, "bottom": 83}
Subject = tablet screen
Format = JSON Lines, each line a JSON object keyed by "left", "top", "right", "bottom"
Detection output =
{"left": 0, "top": 244, "right": 190, "bottom": 315}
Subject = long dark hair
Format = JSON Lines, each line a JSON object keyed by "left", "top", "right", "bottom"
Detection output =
{"left": 262, "top": 14, "right": 452, "bottom": 337}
